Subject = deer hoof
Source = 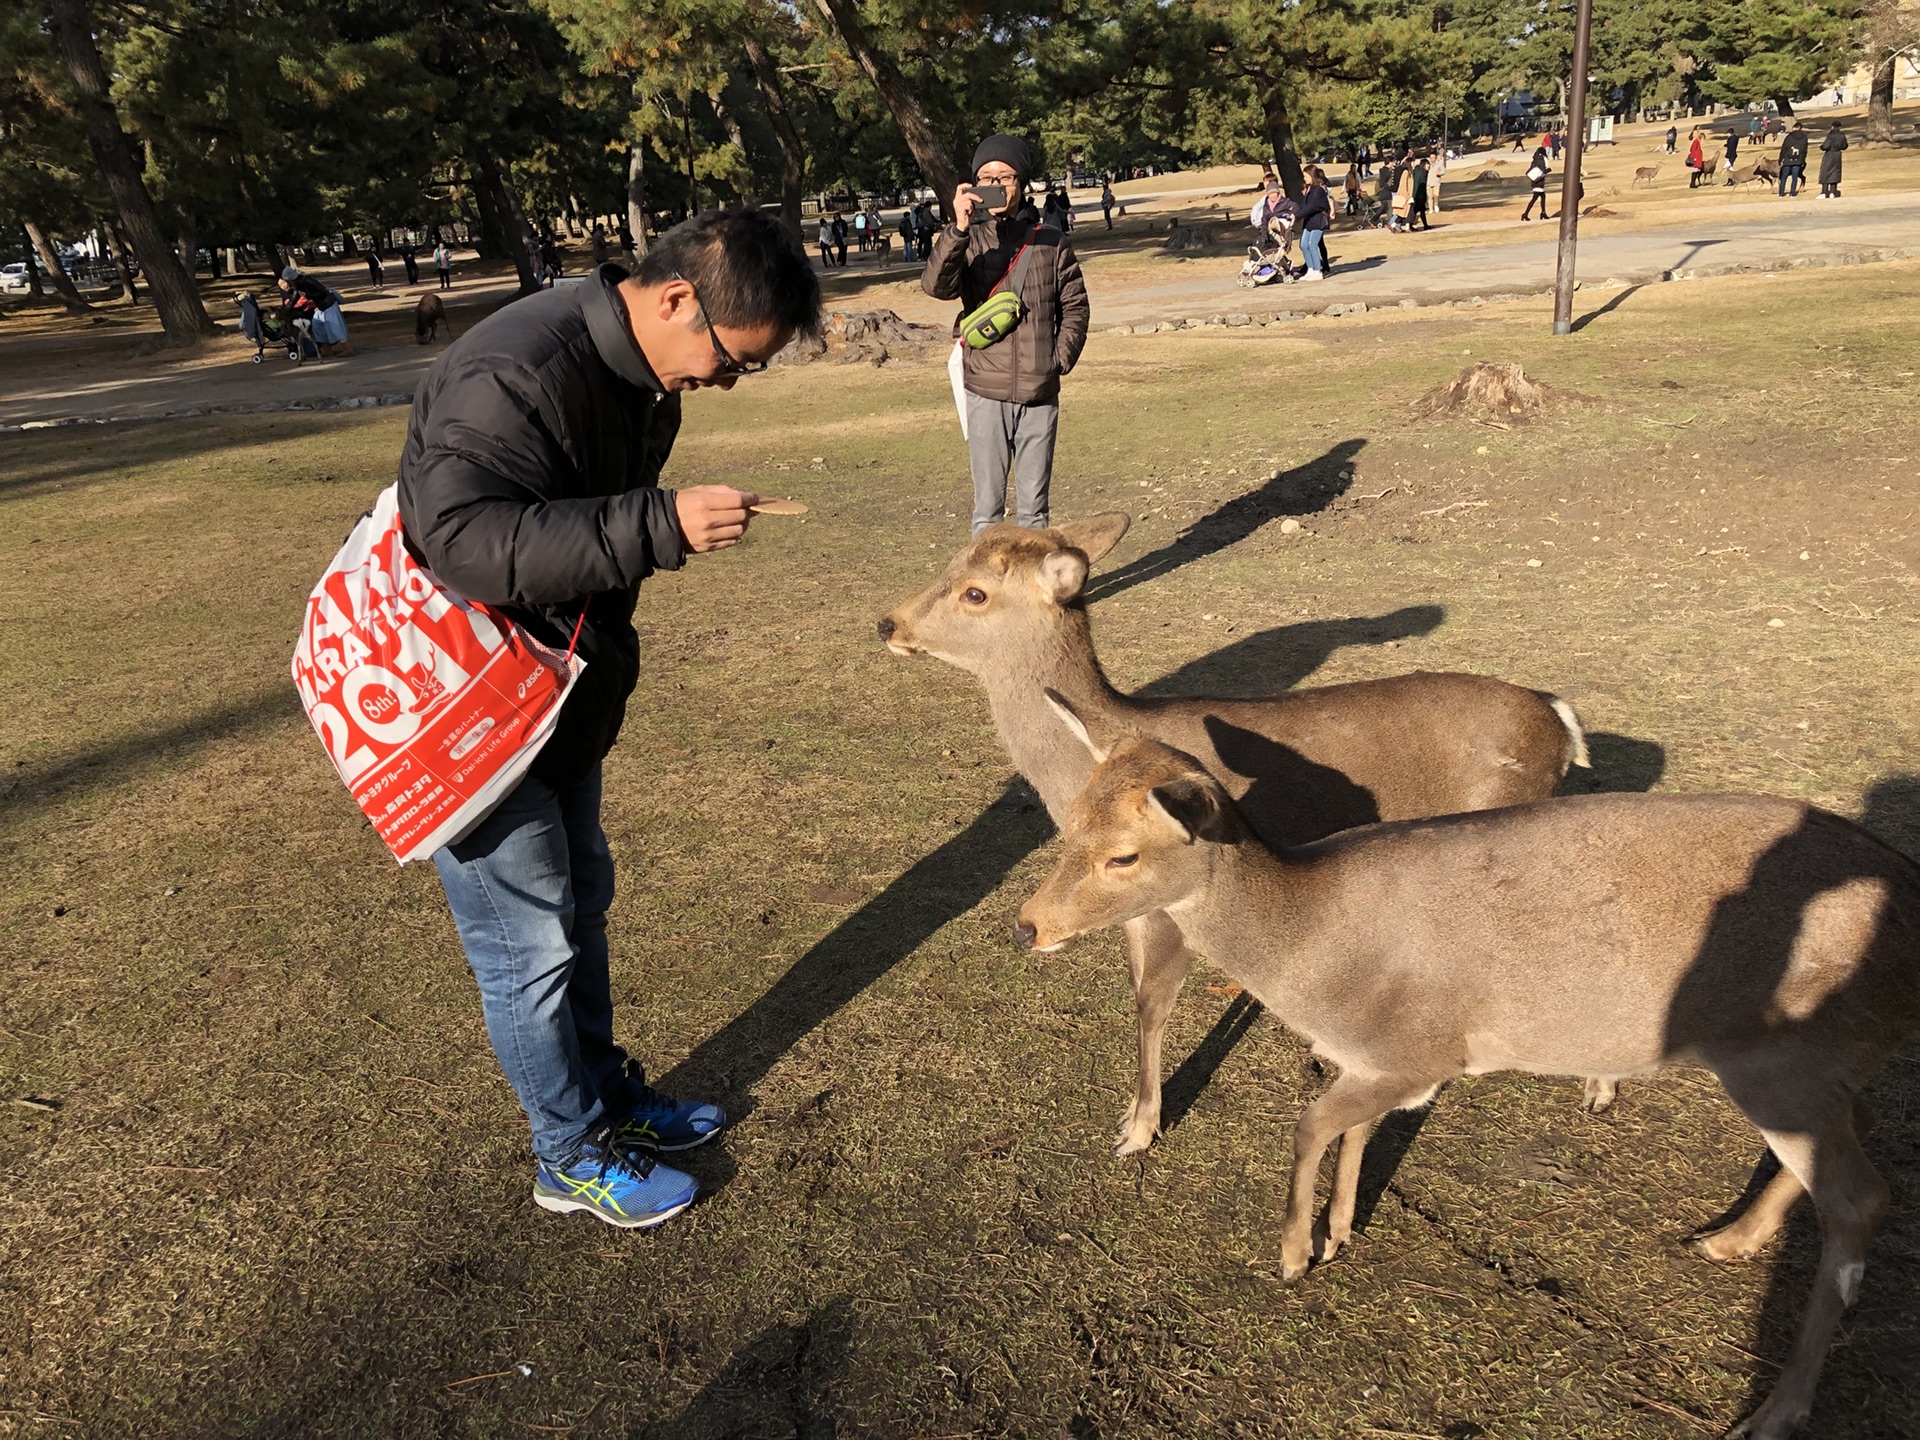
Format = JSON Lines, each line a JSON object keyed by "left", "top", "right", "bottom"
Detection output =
{"left": 1727, "top": 1394, "right": 1810, "bottom": 1440}
{"left": 1684, "top": 1227, "right": 1763, "bottom": 1264}
{"left": 1581, "top": 1077, "right": 1618, "bottom": 1113}
{"left": 1113, "top": 1127, "right": 1156, "bottom": 1158}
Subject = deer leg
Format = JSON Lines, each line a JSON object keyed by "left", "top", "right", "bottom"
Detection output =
{"left": 1688, "top": 1162, "right": 1806, "bottom": 1262}
{"left": 1115, "top": 911, "right": 1194, "bottom": 1157}
{"left": 1716, "top": 1083, "right": 1891, "bottom": 1440}
{"left": 1581, "top": 1077, "right": 1619, "bottom": 1112}
{"left": 1280, "top": 1072, "right": 1440, "bottom": 1282}
{"left": 1312, "top": 1118, "right": 1377, "bottom": 1263}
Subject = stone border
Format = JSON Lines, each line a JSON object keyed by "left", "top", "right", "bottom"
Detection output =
{"left": 2, "top": 391, "right": 414, "bottom": 435}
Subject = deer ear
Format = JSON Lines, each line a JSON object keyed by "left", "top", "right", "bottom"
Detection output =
{"left": 1043, "top": 688, "right": 1110, "bottom": 762}
{"left": 1036, "top": 548, "right": 1089, "bottom": 605}
{"left": 1049, "top": 512, "right": 1132, "bottom": 565}
{"left": 1146, "top": 778, "right": 1234, "bottom": 845}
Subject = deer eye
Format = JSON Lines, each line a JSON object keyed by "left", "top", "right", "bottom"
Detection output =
{"left": 961, "top": 587, "right": 988, "bottom": 606}
{"left": 1107, "top": 853, "right": 1138, "bottom": 869}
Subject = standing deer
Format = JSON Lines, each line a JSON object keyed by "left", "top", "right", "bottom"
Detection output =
{"left": 879, "top": 516, "right": 1598, "bottom": 1154}
{"left": 1016, "top": 711, "right": 1920, "bottom": 1440}
{"left": 1632, "top": 164, "right": 1661, "bottom": 186}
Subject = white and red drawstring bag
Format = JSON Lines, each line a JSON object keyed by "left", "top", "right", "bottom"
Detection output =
{"left": 291, "top": 486, "right": 584, "bottom": 863}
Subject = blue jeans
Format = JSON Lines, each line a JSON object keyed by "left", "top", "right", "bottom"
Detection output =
{"left": 434, "top": 766, "right": 637, "bottom": 1167}
{"left": 1300, "top": 228, "right": 1325, "bottom": 273}
{"left": 1778, "top": 164, "right": 1803, "bottom": 197}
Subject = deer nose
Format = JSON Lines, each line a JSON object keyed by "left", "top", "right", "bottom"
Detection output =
{"left": 875, "top": 616, "right": 895, "bottom": 643}
{"left": 1011, "top": 916, "right": 1038, "bottom": 950}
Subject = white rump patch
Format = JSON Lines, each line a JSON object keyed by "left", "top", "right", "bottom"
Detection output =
{"left": 1549, "top": 696, "right": 1591, "bottom": 768}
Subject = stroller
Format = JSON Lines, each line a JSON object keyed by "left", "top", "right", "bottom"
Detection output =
{"left": 1237, "top": 204, "right": 1300, "bottom": 289}
{"left": 235, "top": 291, "right": 316, "bottom": 365}
{"left": 1351, "top": 191, "right": 1391, "bottom": 230}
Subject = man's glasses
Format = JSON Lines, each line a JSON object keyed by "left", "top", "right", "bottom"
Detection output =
{"left": 681, "top": 279, "right": 768, "bottom": 377}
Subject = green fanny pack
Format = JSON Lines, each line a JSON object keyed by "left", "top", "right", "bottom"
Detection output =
{"left": 958, "top": 229, "right": 1047, "bottom": 350}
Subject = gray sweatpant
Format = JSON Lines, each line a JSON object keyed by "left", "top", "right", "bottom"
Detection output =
{"left": 966, "top": 391, "right": 1059, "bottom": 534}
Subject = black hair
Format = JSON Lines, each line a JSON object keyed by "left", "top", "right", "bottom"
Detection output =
{"left": 634, "top": 207, "right": 823, "bottom": 338}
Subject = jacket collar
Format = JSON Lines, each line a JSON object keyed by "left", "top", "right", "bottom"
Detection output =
{"left": 585, "top": 263, "right": 666, "bottom": 395}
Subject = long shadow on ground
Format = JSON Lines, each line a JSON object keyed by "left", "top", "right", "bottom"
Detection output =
{"left": 1729, "top": 775, "right": 1920, "bottom": 1437}
{"left": 636, "top": 1296, "right": 854, "bottom": 1439}
{"left": 0, "top": 687, "right": 303, "bottom": 838}
{"left": 659, "top": 603, "right": 1442, "bottom": 1112}
{"left": 1084, "top": 438, "right": 1362, "bottom": 603}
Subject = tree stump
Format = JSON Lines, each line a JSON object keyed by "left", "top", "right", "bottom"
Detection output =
{"left": 1412, "top": 362, "right": 1561, "bottom": 420}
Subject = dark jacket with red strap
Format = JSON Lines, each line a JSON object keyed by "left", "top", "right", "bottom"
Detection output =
{"left": 397, "top": 263, "right": 685, "bottom": 785}
{"left": 923, "top": 202, "right": 1090, "bottom": 406}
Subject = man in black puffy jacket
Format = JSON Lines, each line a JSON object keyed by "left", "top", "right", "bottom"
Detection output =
{"left": 396, "top": 208, "right": 820, "bottom": 1229}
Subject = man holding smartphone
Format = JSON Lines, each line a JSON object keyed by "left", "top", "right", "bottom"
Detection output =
{"left": 924, "top": 133, "right": 1090, "bottom": 535}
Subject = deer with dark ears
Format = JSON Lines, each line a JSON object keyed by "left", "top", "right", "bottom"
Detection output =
{"left": 879, "top": 515, "right": 1602, "bottom": 1153}
{"left": 1017, "top": 699, "right": 1919, "bottom": 1440}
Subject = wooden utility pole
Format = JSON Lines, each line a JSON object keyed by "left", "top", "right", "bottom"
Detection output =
{"left": 1552, "top": 0, "right": 1594, "bottom": 335}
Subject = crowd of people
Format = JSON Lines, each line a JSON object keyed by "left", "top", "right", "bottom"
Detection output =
{"left": 1678, "top": 116, "right": 1850, "bottom": 198}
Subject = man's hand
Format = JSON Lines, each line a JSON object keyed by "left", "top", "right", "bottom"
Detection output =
{"left": 675, "top": 485, "right": 759, "bottom": 553}
{"left": 952, "top": 184, "right": 983, "bottom": 233}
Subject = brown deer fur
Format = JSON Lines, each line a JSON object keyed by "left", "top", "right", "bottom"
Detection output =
{"left": 879, "top": 516, "right": 1596, "bottom": 1153}
{"left": 1018, "top": 721, "right": 1919, "bottom": 1440}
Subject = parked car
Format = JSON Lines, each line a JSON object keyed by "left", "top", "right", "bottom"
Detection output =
{"left": 1, "top": 261, "right": 44, "bottom": 294}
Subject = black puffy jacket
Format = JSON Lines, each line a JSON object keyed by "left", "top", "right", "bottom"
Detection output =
{"left": 397, "top": 263, "right": 686, "bottom": 786}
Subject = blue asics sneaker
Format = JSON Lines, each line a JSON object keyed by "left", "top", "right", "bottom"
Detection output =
{"left": 533, "top": 1129, "right": 697, "bottom": 1229}
{"left": 610, "top": 1062, "right": 728, "bottom": 1153}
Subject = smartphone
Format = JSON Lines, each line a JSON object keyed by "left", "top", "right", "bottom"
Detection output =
{"left": 972, "top": 184, "right": 1008, "bottom": 210}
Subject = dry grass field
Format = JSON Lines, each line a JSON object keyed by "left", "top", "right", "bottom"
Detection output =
{"left": 3, "top": 260, "right": 1919, "bottom": 1438}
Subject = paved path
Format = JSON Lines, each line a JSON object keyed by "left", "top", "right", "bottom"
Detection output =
{"left": 5, "top": 194, "right": 1918, "bottom": 428}
{"left": 1092, "top": 193, "right": 1920, "bottom": 326}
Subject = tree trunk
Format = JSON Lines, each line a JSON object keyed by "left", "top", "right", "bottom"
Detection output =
{"left": 625, "top": 136, "right": 650, "bottom": 258}
{"left": 1259, "top": 86, "right": 1306, "bottom": 199}
{"left": 102, "top": 217, "right": 138, "bottom": 302}
{"left": 1868, "top": 53, "right": 1896, "bottom": 142}
{"left": 25, "top": 220, "right": 92, "bottom": 312}
{"left": 742, "top": 26, "right": 807, "bottom": 241}
{"left": 46, "top": 0, "right": 213, "bottom": 341}
{"left": 470, "top": 147, "right": 539, "bottom": 294}
{"left": 20, "top": 228, "right": 45, "bottom": 301}
{"left": 1772, "top": 93, "right": 1795, "bottom": 119}
{"left": 810, "top": 0, "right": 957, "bottom": 217}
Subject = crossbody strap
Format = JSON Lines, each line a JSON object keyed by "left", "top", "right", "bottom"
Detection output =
{"left": 991, "top": 224, "right": 1054, "bottom": 299}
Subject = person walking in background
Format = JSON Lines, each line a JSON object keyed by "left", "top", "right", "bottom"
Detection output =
{"left": 1819, "top": 121, "right": 1849, "bottom": 198}
{"left": 1100, "top": 178, "right": 1115, "bottom": 229}
{"left": 1408, "top": 154, "right": 1431, "bottom": 230}
{"left": 1665, "top": 124, "right": 1678, "bottom": 154}
{"left": 898, "top": 205, "right": 916, "bottom": 262}
{"left": 1427, "top": 147, "right": 1446, "bottom": 214}
{"left": 365, "top": 246, "right": 385, "bottom": 289}
{"left": 1778, "top": 121, "right": 1809, "bottom": 197}
{"left": 817, "top": 214, "right": 836, "bottom": 269}
{"left": 434, "top": 240, "right": 452, "bottom": 290}
{"left": 1721, "top": 130, "right": 1740, "bottom": 185}
{"left": 1358, "top": 143, "right": 1373, "bottom": 176}
{"left": 852, "top": 209, "right": 867, "bottom": 253}
{"left": 1375, "top": 156, "right": 1399, "bottom": 231}
{"left": 1521, "top": 146, "right": 1551, "bottom": 220}
{"left": 831, "top": 211, "right": 848, "bottom": 267}
{"left": 1686, "top": 129, "right": 1705, "bottom": 188}
{"left": 1297, "top": 164, "right": 1332, "bottom": 278}
{"left": 925, "top": 132, "right": 1090, "bottom": 535}
{"left": 399, "top": 241, "right": 419, "bottom": 286}
{"left": 1342, "top": 161, "right": 1360, "bottom": 215}
{"left": 1393, "top": 153, "right": 1416, "bottom": 229}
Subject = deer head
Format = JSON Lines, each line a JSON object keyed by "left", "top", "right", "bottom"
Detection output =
{"left": 1013, "top": 693, "right": 1240, "bottom": 952}
{"left": 876, "top": 514, "right": 1131, "bottom": 672}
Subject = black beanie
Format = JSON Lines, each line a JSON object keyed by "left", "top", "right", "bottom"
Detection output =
{"left": 971, "top": 133, "right": 1033, "bottom": 191}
